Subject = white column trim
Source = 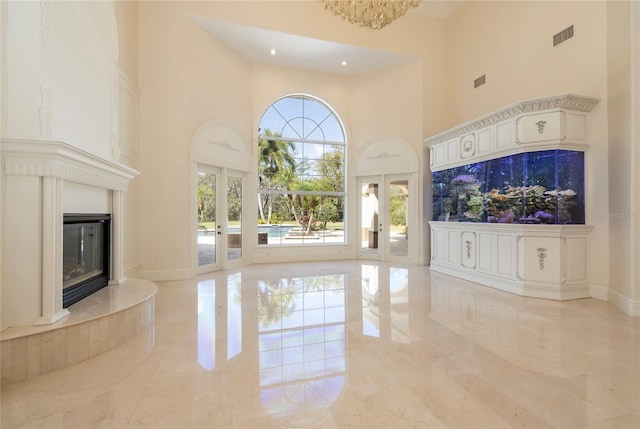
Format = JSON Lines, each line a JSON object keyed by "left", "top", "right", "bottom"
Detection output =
{"left": 109, "top": 190, "right": 126, "bottom": 285}
{"left": 34, "top": 176, "right": 69, "bottom": 325}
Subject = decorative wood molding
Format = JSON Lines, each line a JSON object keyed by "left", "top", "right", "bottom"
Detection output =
{"left": 366, "top": 151, "right": 400, "bottom": 160}
{"left": 424, "top": 94, "right": 600, "bottom": 146}
{"left": 1, "top": 138, "right": 139, "bottom": 191}
{"left": 40, "top": 0, "right": 50, "bottom": 47}
{"left": 536, "top": 247, "right": 547, "bottom": 270}
{"left": 208, "top": 139, "right": 241, "bottom": 152}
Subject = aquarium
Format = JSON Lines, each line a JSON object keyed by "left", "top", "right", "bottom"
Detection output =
{"left": 432, "top": 150, "right": 585, "bottom": 224}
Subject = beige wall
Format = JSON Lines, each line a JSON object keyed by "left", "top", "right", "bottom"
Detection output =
{"left": 607, "top": 0, "right": 640, "bottom": 314}
{"left": 444, "top": 1, "right": 608, "bottom": 126}
{"left": 138, "top": 1, "right": 256, "bottom": 277}
{"left": 114, "top": 0, "right": 141, "bottom": 278}
{"left": 115, "top": 0, "right": 138, "bottom": 84}
{"left": 607, "top": 0, "right": 632, "bottom": 305}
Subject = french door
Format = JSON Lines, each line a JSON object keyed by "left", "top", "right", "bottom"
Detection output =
{"left": 196, "top": 165, "right": 244, "bottom": 273}
{"left": 358, "top": 174, "right": 411, "bottom": 262}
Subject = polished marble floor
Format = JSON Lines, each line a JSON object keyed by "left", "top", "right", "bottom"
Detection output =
{"left": 2, "top": 260, "right": 639, "bottom": 428}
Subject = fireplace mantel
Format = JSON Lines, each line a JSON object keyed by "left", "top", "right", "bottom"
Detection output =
{"left": 1, "top": 138, "right": 137, "bottom": 189}
{"left": 1, "top": 138, "right": 139, "bottom": 328}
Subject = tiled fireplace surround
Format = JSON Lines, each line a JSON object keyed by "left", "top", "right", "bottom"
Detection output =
{"left": 0, "top": 139, "right": 156, "bottom": 384}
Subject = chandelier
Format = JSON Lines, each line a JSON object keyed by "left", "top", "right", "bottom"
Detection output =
{"left": 321, "top": 0, "right": 421, "bottom": 30}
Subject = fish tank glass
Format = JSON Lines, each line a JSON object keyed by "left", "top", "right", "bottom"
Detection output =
{"left": 432, "top": 150, "right": 585, "bottom": 224}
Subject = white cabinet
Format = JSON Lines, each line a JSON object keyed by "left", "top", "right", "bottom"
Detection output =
{"left": 495, "top": 119, "right": 515, "bottom": 152}
{"left": 460, "top": 231, "right": 476, "bottom": 269}
{"left": 430, "top": 222, "right": 592, "bottom": 300}
{"left": 516, "top": 111, "right": 564, "bottom": 145}
{"left": 459, "top": 134, "right": 476, "bottom": 160}
{"left": 425, "top": 94, "right": 599, "bottom": 171}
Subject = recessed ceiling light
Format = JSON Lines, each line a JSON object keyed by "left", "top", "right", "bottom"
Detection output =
{"left": 341, "top": 60, "right": 348, "bottom": 66}
{"left": 270, "top": 49, "right": 277, "bottom": 55}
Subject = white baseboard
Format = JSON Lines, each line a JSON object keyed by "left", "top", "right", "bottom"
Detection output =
{"left": 608, "top": 289, "right": 640, "bottom": 317}
{"left": 124, "top": 263, "right": 140, "bottom": 279}
{"left": 137, "top": 268, "right": 195, "bottom": 282}
{"left": 589, "top": 283, "right": 609, "bottom": 301}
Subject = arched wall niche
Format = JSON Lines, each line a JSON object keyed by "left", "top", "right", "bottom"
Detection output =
{"left": 355, "top": 137, "right": 418, "bottom": 176}
{"left": 192, "top": 121, "right": 250, "bottom": 171}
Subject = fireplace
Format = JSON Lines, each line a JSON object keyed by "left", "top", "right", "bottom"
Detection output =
{"left": 63, "top": 214, "right": 111, "bottom": 308}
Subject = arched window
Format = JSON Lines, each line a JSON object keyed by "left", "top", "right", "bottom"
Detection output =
{"left": 258, "top": 95, "right": 346, "bottom": 245}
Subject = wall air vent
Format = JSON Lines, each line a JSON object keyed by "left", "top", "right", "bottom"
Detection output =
{"left": 474, "top": 74, "right": 486, "bottom": 89}
{"left": 553, "top": 25, "right": 574, "bottom": 47}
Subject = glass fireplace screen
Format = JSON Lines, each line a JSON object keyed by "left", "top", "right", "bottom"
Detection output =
{"left": 63, "top": 214, "right": 110, "bottom": 307}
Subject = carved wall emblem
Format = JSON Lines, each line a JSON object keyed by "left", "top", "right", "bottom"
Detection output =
{"left": 366, "top": 151, "right": 400, "bottom": 160}
{"left": 535, "top": 120, "right": 547, "bottom": 134}
{"left": 209, "top": 140, "right": 240, "bottom": 152}
{"left": 465, "top": 240, "right": 472, "bottom": 259}
{"left": 536, "top": 247, "right": 547, "bottom": 270}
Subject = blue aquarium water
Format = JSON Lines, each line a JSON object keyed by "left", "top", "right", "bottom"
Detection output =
{"left": 432, "top": 150, "right": 585, "bottom": 224}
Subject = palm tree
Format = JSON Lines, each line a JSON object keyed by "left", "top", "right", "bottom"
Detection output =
{"left": 258, "top": 129, "right": 296, "bottom": 223}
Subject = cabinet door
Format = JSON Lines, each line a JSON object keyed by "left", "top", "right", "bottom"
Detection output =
{"left": 460, "top": 134, "right": 476, "bottom": 160}
{"left": 496, "top": 119, "right": 515, "bottom": 151}
{"left": 496, "top": 234, "right": 516, "bottom": 279}
{"left": 433, "top": 228, "right": 448, "bottom": 263}
{"left": 477, "top": 128, "right": 492, "bottom": 156}
{"left": 477, "top": 232, "right": 495, "bottom": 274}
{"left": 432, "top": 228, "right": 460, "bottom": 266}
{"left": 516, "top": 111, "right": 564, "bottom": 145}
{"left": 446, "top": 139, "right": 459, "bottom": 163}
{"left": 433, "top": 143, "right": 446, "bottom": 168}
{"left": 460, "top": 231, "right": 476, "bottom": 269}
{"left": 564, "top": 236, "right": 588, "bottom": 284}
{"left": 447, "top": 230, "right": 460, "bottom": 265}
{"left": 517, "top": 236, "right": 562, "bottom": 284}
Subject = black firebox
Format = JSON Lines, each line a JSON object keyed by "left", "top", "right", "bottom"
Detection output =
{"left": 62, "top": 214, "right": 111, "bottom": 308}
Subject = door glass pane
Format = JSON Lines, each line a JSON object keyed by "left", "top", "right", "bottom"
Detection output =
{"left": 360, "top": 182, "right": 379, "bottom": 255}
{"left": 197, "top": 171, "right": 216, "bottom": 267}
{"left": 388, "top": 181, "right": 408, "bottom": 257}
{"left": 227, "top": 176, "right": 242, "bottom": 261}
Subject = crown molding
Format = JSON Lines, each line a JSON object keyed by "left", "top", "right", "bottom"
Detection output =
{"left": 1, "top": 138, "right": 139, "bottom": 191}
{"left": 424, "top": 94, "right": 600, "bottom": 146}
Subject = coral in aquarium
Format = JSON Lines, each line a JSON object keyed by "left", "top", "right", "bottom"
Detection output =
{"left": 557, "top": 189, "right": 577, "bottom": 224}
{"left": 485, "top": 188, "right": 519, "bottom": 222}
{"left": 449, "top": 175, "right": 485, "bottom": 222}
{"left": 464, "top": 193, "right": 485, "bottom": 222}
{"left": 431, "top": 150, "right": 584, "bottom": 224}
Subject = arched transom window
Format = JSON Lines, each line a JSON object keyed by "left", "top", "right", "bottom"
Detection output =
{"left": 258, "top": 95, "right": 346, "bottom": 245}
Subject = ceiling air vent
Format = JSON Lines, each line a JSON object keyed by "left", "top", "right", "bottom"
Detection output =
{"left": 553, "top": 25, "right": 574, "bottom": 47}
{"left": 474, "top": 74, "right": 486, "bottom": 89}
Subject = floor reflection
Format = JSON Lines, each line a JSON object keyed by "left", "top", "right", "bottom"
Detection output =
{"left": 362, "top": 265, "right": 411, "bottom": 343}
{"left": 194, "top": 264, "right": 429, "bottom": 425}
{"left": 4, "top": 261, "right": 638, "bottom": 429}
{"left": 257, "top": 274, "right": 346, "bottom": 425}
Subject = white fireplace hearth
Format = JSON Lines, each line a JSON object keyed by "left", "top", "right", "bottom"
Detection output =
{"left": 1, "top": 138, "right": 139, "bottom": 329}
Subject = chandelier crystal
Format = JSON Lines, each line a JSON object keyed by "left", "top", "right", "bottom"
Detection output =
{"left": 321, "top": 0, "right": 421, "bottom": 30}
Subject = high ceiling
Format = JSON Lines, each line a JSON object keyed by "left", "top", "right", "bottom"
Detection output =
{"left": 191, "top": 1, "right": 463, "bottom": 76}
